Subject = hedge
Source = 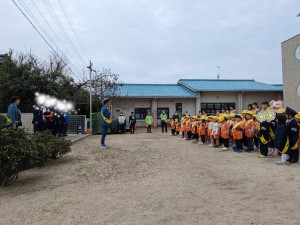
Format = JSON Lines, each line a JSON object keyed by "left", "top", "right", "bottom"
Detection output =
{"left": 0, "top": 128, "right": 71, "bottom": 177}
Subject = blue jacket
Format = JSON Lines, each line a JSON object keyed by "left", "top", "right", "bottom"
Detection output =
{"left": 101, "top": 105, "right": 111, "bottom": 127}
{"left": 63, "top": 112, "right": 70, "bottom": 124}
{"left": 6, "top": 103, "right": 21, "bottom": 126}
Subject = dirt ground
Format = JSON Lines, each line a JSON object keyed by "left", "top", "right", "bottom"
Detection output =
{"left": 1, "top": 129, "right": 300, "bottom": 225}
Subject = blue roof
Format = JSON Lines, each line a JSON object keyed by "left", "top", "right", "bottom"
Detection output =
{"left": 178, "top": 79, "right": 283, "bottom": 91}
{"left": 116, "top": 84, "right": 196, "bottom": 98}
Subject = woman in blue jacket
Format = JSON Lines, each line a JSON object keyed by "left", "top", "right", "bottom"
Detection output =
{"left": 6, "top": 96, "right": 22, "bottom": 128}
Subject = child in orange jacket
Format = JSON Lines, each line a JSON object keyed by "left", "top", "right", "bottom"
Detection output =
{"left": 220, "top": 116, "right": 230, "bottom": 150}
{"left": 175, "top": 119, "right": 181, "bottom": 136}
{"left": 198, "top": 118, "right": 206, "bottom": 144}
{"left": 170, "top": 118, "right": 176, "bottom": 136}
{"left": 191, "top": 117, "right": 199, "bottom": 143}
{"left": 181, "top": 114, "right": 187, "bottom": 138}
{"left": 185, "top": 116, "right": 192, "bottom": 140}
{"left": 244, "top": 111, "right": 256, "bottom": 152}
{"left": 232, "top": 115, "right": 244, "bottom": 153}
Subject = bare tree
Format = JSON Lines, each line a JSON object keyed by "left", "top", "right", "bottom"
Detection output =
{"left": 81, "top": 68, "right": 121, "bottom": 102}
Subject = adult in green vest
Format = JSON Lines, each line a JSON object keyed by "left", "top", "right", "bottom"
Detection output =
{"left": 160, "top": 110, "right": 168, "bottom": 133}
{"left": 145, "top": 112, "right": 153, "bottom": 133}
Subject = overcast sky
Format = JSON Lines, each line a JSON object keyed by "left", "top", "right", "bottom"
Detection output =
{"left": 1, "top": 0, "right": 299, "bottom": 84}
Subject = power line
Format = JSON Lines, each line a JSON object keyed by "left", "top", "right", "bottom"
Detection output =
{"left": 29, "top": 0, "right": 84, "bottom": 74}
{"left": 57, "top": 0, "right": 90, "bottom": 62}
{"left": 17, "top": 0, "right": 83, "bottom": 77}
{"left": 11, "top": 0, "right": 84, "bottom": 83}
{"left": 42, "top": 0, "right": 87, "bottom": 67}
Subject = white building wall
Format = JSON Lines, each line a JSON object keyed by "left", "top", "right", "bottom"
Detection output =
{"left": 242, "top": 92, "right": 283, "bottom": 110}
{"left": 200, "top": 92, "right": 237, "bottom": 103}
{"left": 112, "top": 98, "right": 196, "bottom": 127}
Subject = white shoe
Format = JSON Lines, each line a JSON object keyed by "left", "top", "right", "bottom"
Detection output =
{"left": 100, "top": 144, "right": 108, "bottom": 149}
{"left": 198, "top": 142, "right": 204, "bottom": 145}
{"left": 276, "top": 161, "right": 288, "bottom": 165}
{"left": 208, "top": 144, "right": 213, "bottom": 147}
{"left": 222, "top": 147, "right": 229, "bottom": 150}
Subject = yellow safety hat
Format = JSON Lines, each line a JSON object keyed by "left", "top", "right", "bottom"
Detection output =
{"left": 242, "top": 110, "right": 248, "bottom": 114}
{"left": 218, "top": 116, "right": 225, "bottom": 123}
{"left": 277, "top": 108, "right": 286, "bottom": 114}
{"left": 229, "top": 113, "right": 235, "bottom": 118}
{"left": 246, "top": 111, "right": 254, "bottom": 116}
{"left": 295, "top": 112, "right": 300, "bottom": 120}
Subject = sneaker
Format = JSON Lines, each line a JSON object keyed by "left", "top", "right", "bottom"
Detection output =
{"left": 198, "top": 142, "right": 204, "bottom": 145}
{"left": 276, "top": 161, "right": 288, "bottom": 165}
{"left": 235, "top": 149, "right": 242, "bottom": 153}
{"left": 208, "top": 144, "right": 213, "bottom": 147}
{"left": 100, "top": 144, "right": 108, "bottom": 149}
{"left": 258, "top": 154, "right": 267, "bottom": 158}
{"left": 221, "top": 147, "right": 229, "bottom": 150}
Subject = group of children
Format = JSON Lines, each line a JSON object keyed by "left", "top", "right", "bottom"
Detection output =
{"left": 169, "top": 101, "right": 300, "bottom": 165}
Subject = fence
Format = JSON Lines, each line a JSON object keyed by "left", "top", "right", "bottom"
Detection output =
{"left": 1, "top": 113, "right": 87, "bottom": 134}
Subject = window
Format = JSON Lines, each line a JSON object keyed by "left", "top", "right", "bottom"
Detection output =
{"left": 157, "top": 107, "right": 169, "bottom": 119}
{"left": 134, "top": 108, "right": 151, "bottom": 120}
{"left": 176, "top": 103, "right": 182, "bottom": 118}
{"left": 201, "top": 103, "right": 235, "bottom": 115}
{"left": 296, "top": 45, "right": 300, "bottom": 60}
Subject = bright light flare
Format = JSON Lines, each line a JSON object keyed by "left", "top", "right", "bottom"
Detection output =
{"left": 35, "top": 92, "right": 74, "bottom": 112}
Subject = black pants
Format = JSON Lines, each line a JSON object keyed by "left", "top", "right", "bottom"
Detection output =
{"left": 187, "top": 131, "right": 192, "bottom": 139}
{"left": 119, "top": 123, "right": 125, "bottom": 133}
{"left": 171, "top": 129, "right": 175, "bottom": 135}
{"left": 223, "top": 138, "right": 229, "bottom": 148}
{"left": 235, "top": 139, "right": 243, "bottom": 150}
{"left": 147, "top": 125, "right": 152, "bottom": 133}
{"left": 247, "top": 137, "right": 254, "bottom": 151}
{"left": 33, "top": 122, "right": 44, "bottom": 134}
{"left": 161, "top": 121, "right": 167, "bottom": 133}
{"left": 254, "top": 136, "right": 259, "bottom": 148}
{"left": 288, "top": 149, "right": 299, "bottom": 163}
{"left": 243, "top": 134, "right": 248, "bottom": 147}
{"left": 268, "top": 139, "right": 275, "bottom": 148}
{"left": 62, "top": 124, "right": 68, "bottom": 136}
{"left": 201, "top": 135, "right": 205, "bottom": 143}
{"left": 192, "top": 133, "right": 199, "bottom": 140}
{"left": 130, "top": 123, "right": 136, "bottom": 134}
{"left": 259, "top": 140, "right": 268, "bottom": 156}
{"left": 181, "top": 132, "right": 185, "bottom": 137}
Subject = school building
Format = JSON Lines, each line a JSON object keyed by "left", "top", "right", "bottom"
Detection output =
{"left": 282, "top": 34, "right": 300, "bottom": 111}
{"left": 110, "top": 79, "right": 283, "bottom": 127}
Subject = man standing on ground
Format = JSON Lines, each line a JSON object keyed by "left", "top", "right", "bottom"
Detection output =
{"left": 286, "top": 107, "right": 299, "bottom": 164}
{"left": 160, "top": 110, "right": 168, "bottom": 133}
{"left": 129, "top": 112, "right": 136, "bottom": 134}
{"left": 145, "top": 112, "right": 153, "bottom": 133}
{"left": 101, "top": 99, "right": 112, "bottom": 149}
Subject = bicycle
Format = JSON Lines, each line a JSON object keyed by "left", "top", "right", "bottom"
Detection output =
{"left": 0, "top": 162, "right": 18, "bottom": 187}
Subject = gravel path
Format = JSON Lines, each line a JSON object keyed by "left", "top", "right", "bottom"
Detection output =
{"left": 1, "top": 129, "right": 300, "bottom": 225}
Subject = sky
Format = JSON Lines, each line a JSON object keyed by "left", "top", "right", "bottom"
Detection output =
{"left": 1, "top": 0, "right": 300, "bottom": 84}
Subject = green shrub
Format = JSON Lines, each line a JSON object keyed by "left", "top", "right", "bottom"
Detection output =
{"left": 0, "top": 128, "right": 33, "bottom": 174}
{"left": 32, "top": 131, "right": 72, "bottom": 160}
{"left": 0, "top": 128, "right": 72, "bottom": 175}
{"left": 0, "top": 115, "right": 6, "bottom": 129}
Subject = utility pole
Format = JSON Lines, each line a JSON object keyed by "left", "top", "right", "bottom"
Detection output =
{"left": 87, "top": 60, "right": 93, "bottom": 133}
{"left": 217, "top": 66, "right": 221, "bottom": 79}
